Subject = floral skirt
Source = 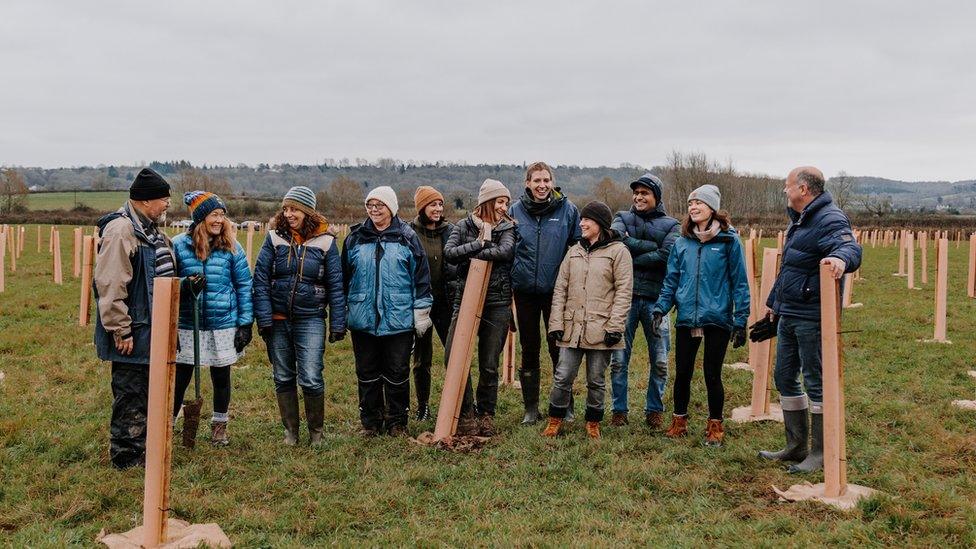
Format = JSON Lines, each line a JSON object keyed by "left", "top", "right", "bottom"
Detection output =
{"left": 175, "top": 327, "right": 242, "bottom": 367}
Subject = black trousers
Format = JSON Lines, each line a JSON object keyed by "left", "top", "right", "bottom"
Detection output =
{"left": 412, "top": 295, "right": 452, "bottom": 408}
{"left": 110, "top": 361, "right": 148, "bottom": 469}
{"left": 514, "top": 291, "right": 560, "bottom": 405}
{"left": 173, "top": 363, "right": 231, "bottom": 418}
{"left": 673, "top": 326, "right": 730, "bottom": 420}
{"left": 444, "top": 304, "right": 511, "bottom": 417}
{"left": 352, "top": 330, "right": 414, "bottom": 431}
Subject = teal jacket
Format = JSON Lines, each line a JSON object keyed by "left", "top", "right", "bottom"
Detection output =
{"left": 654, "top": 228, "right": 751, "bottom": 331}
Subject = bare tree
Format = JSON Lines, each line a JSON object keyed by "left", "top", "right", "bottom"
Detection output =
{"left": 317, "top": 175, "right": 365, "bottom": 220}
{"left": 859, "top": 193, "right": 893, "bottom": 217}
{"left": 0, "top": 168, "right": 28, "bottom": 214}
{"left": 589, "top": 177, "right": 631, "bottom": 211}
{"left": 828, "top": 171, "right": 859, "bottom": 211}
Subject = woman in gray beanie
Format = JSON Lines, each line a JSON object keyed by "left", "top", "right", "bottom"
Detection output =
{"left": 442, "top": 178, "right": 517, "bottom": 437}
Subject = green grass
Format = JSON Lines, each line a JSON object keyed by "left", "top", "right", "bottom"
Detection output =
{"left": 26, "top": 192, "right": 129, "bottom": 212}
{"left": 1, "top": 227, "right": 975, "bottom": 546}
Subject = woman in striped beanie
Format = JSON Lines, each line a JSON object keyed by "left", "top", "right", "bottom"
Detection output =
{"left": 171, "top": 190, "right": 254, "bottom": 446}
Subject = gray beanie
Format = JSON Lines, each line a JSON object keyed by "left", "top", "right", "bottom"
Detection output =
{"left": 282, "top": 185, "right": 318, "bottom": 217}
{"left": 688, "top": 184, "right": 721, "bottom": 213}
{"left": 478, "top": 178, "right": 511, "bottom": 206}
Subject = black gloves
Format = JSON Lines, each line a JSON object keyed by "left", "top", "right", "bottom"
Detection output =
{"left": 181, "top": 274, "right": 207, "bottom": 297}
{"left": 604, "top": 331, "right": 622, "bottom": 347}
{"left": 234, "top": 325, "right": 252, "bottom": 353}
{"left": 328, "top": 331, "right": 346, "bottom": 343}
{"left": 748, "top": 315, "right": 779, "bottom": 343}
{"left": 548, "top": 330, "right": 564, "bottom": 342}
{"left": 731, "top": 326, "right": 747, "bottom": 349}
{"left": 258, "top": 325, "right": 273, "bottom": 341}
{"left": 651, "top": 312, "right": 664, "bottom": 337}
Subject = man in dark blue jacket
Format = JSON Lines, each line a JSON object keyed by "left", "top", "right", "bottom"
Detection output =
{"left": 510, "top": 161, "right": 581, "bottom": 424}
{"left": 608, "top": 174, "right": 680, "bottom": 428}
{"left": 759, "top": 166, "right": 862, "bottom": 474}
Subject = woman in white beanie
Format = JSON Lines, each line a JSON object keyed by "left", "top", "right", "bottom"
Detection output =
{"left": 343, "top": 186, "right": 434, "bottom": 437}
{"left": 652, "top": 184, "right": 750, "bottom": 447}
{"left": 442, "top": 178, "right": 517, "bottom": 437}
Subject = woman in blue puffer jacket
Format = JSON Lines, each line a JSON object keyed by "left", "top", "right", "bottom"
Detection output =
{"left": 253, "top": 186, "right": 346, "bottom": 447}
{"left": 653, "top": 184, "right": 750, "bottom": 447}
{"left": 171, "top": 191, "right": 254, "bottom": 446}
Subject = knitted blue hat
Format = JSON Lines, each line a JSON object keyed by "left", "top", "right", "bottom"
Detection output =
{"left": 184, "top": 190, "right": 226, "bottom": 230}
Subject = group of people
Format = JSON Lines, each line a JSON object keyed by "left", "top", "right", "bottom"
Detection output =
{"left": 93, "top": 162, "right": 860, "bottom": 478}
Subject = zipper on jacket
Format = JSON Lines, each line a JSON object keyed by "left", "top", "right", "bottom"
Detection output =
{"left": 373, "top": 240, "right": 382, "bottom": 331}
{"left": 533, "top": 217, "right": 542, "bottom": 293}
{"left": 287, "top": 242, "right": 307, "bottom": 317}
{"left": 694, "top": 244, "right": 703, "bottom": 326}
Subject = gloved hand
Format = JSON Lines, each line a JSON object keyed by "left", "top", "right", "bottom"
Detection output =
{"left": 651, "top": 312, "right": 664, "bottom": 337}
{"left": 234, "top": 325, "right": 253, "bottom": 353}
{"left": 414, "top": 308, "right": 432, "bottom": 337}
{"left": 604, "top": 331, "right": 623, "bottom": 347}
{"left": 548, "top": 330, "right": 564, "bottom": 342}
{"left": 181, "top": 273, "right": 207, "bottom": 297}
{"left": 731, "top": 326, "right": 747, "bottom": 349}
{"left": 258, "top": 324, "right": 274, "bottom": 342}
{"left": 748, "top": 315, "right": 779, "bottom": 343}
{"left": 328, "top": 330, "right": 346, "bottom": 343}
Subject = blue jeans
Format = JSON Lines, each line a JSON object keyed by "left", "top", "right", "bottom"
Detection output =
{"left": 609, "top": 296, "right": 671, "bottom": 414}
{"left": 773, "top": 316, "right": 822, "bottom": 407}
{"left": 267, "top": 317, "right": 326, "bottom": 395}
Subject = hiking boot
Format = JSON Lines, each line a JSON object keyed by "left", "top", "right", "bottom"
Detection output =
{"left": 210, "top": 421, "right": 229, "bottom": 447}
{"left": 541, "top": 417, "right": 563, "bottom": 437}
{"left": 788, "top": 412, "right": 824, "bottom": 474}
{"left": 276, "top": 391, "right": 300, "bottom": 446}
{"left": 478, "top": 415, "right": 496, "bottom": 437}
{"left": 645, "top": 411, "right": 663, "bottom": 430}
{"left": 387, "top": 424, "right": 409, "bottom": 437}
{"left": 665, "top": 414, "right": 688, "bottom": 438}
{"left": 415, "top": 404, "right": 431, "bottom": 422}
{"left": 358, "top": 426, "right": 380, "bottom": 438}
{"left": 521, "top": 407, "right": 543, "bottom": 425}
{"left": 703, "top": 419, "right": 724, "bottom": 447}
{"left": 565, "top": 408, "right": 575, "bottom": 423}
{"left": 304, "top": 392, "right": 325, "bottom": 447}
{"left": 455, "top": 413, "right": 480, "bottom": 436}
{"left": 759, "top": 408, "right": 809, "bottom": 462}
{"left": 610, "top": 412, "right": 629, "bottom": 426}
{"left": 585, "top": 421, "right": 601, "bottom": 439}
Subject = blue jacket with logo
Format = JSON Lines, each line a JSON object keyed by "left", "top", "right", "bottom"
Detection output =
{"left": 509, "top": 190, "right": 581, "bottom": 295}
{"left": 342, "top": 217, "right": 433, "bottom": 337}
{"left": 172, "top": 234, "right": 254, "bottom": 331}
{"left": 767, "top": 191, "right": 862, "bottom": 320}
{"left": 655, "top": 228, "right": 751, "bottom": 331}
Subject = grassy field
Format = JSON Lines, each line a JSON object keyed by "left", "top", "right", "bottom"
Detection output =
{"left": 1, "top": 226, "right": 974, "bottom": 546}
{"left": 26, "top": 192, "right": 130, "bottom": 212}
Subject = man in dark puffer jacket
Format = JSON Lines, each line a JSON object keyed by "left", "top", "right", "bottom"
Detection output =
{"left": 758, "top": 166, "right": 861, "bottom": 474}
{"left": 608, "top": 173, "right": 680, "bottom": 428}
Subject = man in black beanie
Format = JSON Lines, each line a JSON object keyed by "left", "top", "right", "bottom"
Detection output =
{"left": 93, "top": 167, "right": 184, "bottom": 468}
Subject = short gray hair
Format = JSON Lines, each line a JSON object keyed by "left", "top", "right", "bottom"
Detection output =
{"left": 795, "top": 169, "right": 825, "bottom": 196}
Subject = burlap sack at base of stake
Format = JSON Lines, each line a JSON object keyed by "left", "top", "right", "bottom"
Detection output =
{"left": 97, "top": 518, "right": 230, "bottom": 548}
{"left": 772, "top": 482, "right": 879, "bottom": 511}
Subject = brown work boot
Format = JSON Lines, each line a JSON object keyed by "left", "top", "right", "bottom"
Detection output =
{"left": 610, "top": 412, "right": 628, "bottom": 426}
{"left": 541, "top": 417, "right": 563, "bottom": 437}
{"left": 665, "top": 414, "right": 688, "bottom": 438}
{"left": 645, "top": 411, "right": 663, "bottom": 430}
{"left": 585, "top": 421, "right": 601, "bottom": 439}
{"left": 703, "top": 419, "right": 725, "bottom": 447}
{"left": 387, "top": 424, "right": 409, "bottom": 438}
{"left": 210, "top": 421, "right": 229, "bottom": 447}
{"left": 455, "top": 413, "right": 480, "bottom": 436}
{"left": 478, "top": 415, "right": 496, "bottom": 437}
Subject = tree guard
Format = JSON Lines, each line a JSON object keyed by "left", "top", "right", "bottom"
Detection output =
{"left": 906, "top": 231, "right": 918, "bottom": 290}
{"left": 967, "top": 233, "right": 975, "bottom": 299}
{"left": 52, "top": 229, "right": 63, "bottom": 285}
{"left": 79, "top": 236, "right": 96, "bottom": 326}
{"left": 924, "top": 238, "right": 951, "bottom": 344}
{"left": 731, "top": 248, "right": 781, "bottom": 422}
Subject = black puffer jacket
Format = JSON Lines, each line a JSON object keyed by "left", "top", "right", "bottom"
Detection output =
{"left": 444, "top": 215, "right": 516, "bottom": 307}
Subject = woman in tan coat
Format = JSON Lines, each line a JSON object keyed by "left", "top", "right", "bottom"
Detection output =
{"left": 543, "top": 201, "right": 633, "bottom": 439}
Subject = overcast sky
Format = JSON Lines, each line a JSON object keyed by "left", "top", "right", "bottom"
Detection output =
{"left": 1, "top": 1, "right": 973, "bottom": 181}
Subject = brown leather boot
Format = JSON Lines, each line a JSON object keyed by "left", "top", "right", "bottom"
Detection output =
{"left": 665, "top": 414, "right": 688, "bottom": 438}
{"left": 210, "top": 421, "right": 229, "bottom": 447}
{"left": 645, "top": 411, "right": 663, "bottom": 430}
{"left": 455, "top": 413, "right": 479, "bottom": 436}
{"left": 585, "top": 421, "right": 601, "bottom": 439}
{"left": 610, "top": 412, "right": 628, "bottom": 426}
{"left": 541, "top": 417, "right": 563, "bottom": 437}
{"left": 703, "top": 419, "right": 725, "bottom": 447}
{"left": 478, "top": 415, "right": 496, "bottom": 437}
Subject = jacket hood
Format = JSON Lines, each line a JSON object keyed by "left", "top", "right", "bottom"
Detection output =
{"left": 518, "top": 187, "right": 567, "bottom": 217}
{"left": 411, "top": 218, "right": 451, "bottom": 238}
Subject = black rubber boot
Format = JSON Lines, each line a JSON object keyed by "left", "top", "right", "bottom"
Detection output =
{"left": 758, "top": 409, "right": 809, "bottom": 462}
{"left": 304, "top": 392, "right": 325, "bottom": 447}
{"left": 276, "top": 391, "right": 300, "bottom": 446}
{"left": 519, "top": 368, "right": 542, "bottom": 425}
{"left": 788, "top": 412, "right": 823, "bottom": 474}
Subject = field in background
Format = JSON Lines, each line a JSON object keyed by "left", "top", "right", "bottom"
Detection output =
{"left": 26, "top": 191, "right": 129, "bottom": 212}
{"left": 0, "top": 226, "right": 974, "bottom": 545}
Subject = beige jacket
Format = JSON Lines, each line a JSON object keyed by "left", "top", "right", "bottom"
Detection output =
{"left": 548, "top": 237, "right": 633, "bottom": 350}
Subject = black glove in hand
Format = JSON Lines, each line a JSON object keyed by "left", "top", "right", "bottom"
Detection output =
{"left": 748, "top": 315, "right": 779, "bottom": 343}
{"left": 651, "top": 312, "right": 664, "bottom": 337}
{"left": 548, "top": 330, "right": 564, "bottom": 342}
{"left": 604, "top": 331, "right": 622, "bottom": 347}
{"left": 234, "top": 325, "right": 253, "bottom": 353}
{"left": 731, "top": 326, "right": 747, "bottom": 349}
{"left": 181, "top": 274, "right": 207, "bottom": 297}
{"left": 258, "top": 325, "right": 273, "bottom": 341}
{"left": 328, "top": 331, "right": 345, "bottom": 343}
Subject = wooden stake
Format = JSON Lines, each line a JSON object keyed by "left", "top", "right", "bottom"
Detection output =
{"left": 501, "top": 300, "right": 517, "bottom": 386}
{"left": 52, "top": 230, "right": 63, "bottom": 285}
{"left": 820, "top": 263, "right": 847, "bottom": 497}
{"left": 744, "top": 237, "right": 759, "bottom": 321}
{"left": 906, "top": 231, "right": 917, "bottom": 289}
{"left": 73, "top": 227, "right": 83, "bottom": 278}
{"left": 748, "top": 248, "right": 780, "bottom": 417}
{"left": 434, "top": 260, "right": 492, "bottom": 440}
{"left": 6, "top": 226, "right": 15, "bottom": 273}
{"left": 49, "top": 225, "right": 55, "bottom": 253}
{"left": 968, "top": 233, "right": 976, "bottom": 299}
{"left": 245, "top": 223, "right": 255, "bottom": 266}
{"left": 79, "top": 236, "right": 96, "bottom": 326}
{"left": 920, "top": 231, "right": 928, "bottom": 285}
{"left": 931, "top": 238, "right": 949, "bottom": 342}
{"left": 895, "top": 230, "right": 907, "bottom": 276}
{"left": 0, "top": 230, "right": 6, "bottom": 293}
{"left": 776, "top": 230, "right": 784, "bottom": 253}
{"left": 37, "top": 225, "right": 41, "bottom": 253}
{"left": 142, "top": 277, "right": 180, "bottom": 548}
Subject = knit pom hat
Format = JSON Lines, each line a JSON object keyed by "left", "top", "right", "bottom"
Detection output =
{"left": 478, "top": 179, "right": 511, "bottom": 206}
{"left": 414, "top": 185, "right": 444, "bottom": 213}
{"left": 282, "top": 185, "right": 318, "bottom": 218}
{"left": 129, "top": 168, "right": 171, "bottom": 201}
{"left": 183, "top": 191, "right": 227, "bottom": 229}
{"left": 366, "top": 186, "right": 399, "bottom": 216}
{"left": 688, "top": 184, "right": 721, "bottom": 213}
{"left": 580, "top": 200, "right": 613, "bottom": 231}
